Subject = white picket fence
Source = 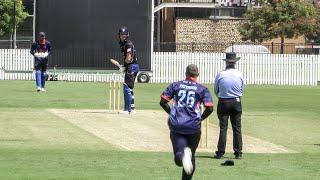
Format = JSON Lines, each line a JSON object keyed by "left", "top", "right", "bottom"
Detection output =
{"left": 0, "top": 49, "right": 34, "bottom": 80}
{"left": 0, "top": 49, "right": 123, "bottom": 82}
{"left": 0, "top": 49, "right": 319, "bottom": 85}
{"left": 50, "top": 72, "right": 123, "bottom": 82}
{"left": 151, "top": 52, "right": 320, "bottom": 85}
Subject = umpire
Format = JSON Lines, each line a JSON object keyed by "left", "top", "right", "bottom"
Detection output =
{"left": 213, "top": 52, "right": 245, "bottom": 159}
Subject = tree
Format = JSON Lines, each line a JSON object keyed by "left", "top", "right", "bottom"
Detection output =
{"left": 306, "top": 4, "right": 320, "bottom": 43}
{"left": 238, "top": 0, "right": 318, "bottom": 53}
{"left": 0, "top": 0, "right": 28, "bottom": 37}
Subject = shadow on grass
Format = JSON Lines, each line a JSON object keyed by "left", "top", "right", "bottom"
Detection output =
{"left": 196, "top": 154, "right": 241, "bottom": 160}
{"left": 195, "top": 155, "right": 215, "bottom": 159}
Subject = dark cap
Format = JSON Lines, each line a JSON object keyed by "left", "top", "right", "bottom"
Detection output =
{"left": 222, "top": 52, "right": 240, "bottom": 63}
{"left": 39, "top": 32, "right": 46, "bottom": 37}
{"left": 185, "top": 64, "right": 199, "bottom": 77}
{"left": 221, "top": 160, "right": 235, "bottom": 166}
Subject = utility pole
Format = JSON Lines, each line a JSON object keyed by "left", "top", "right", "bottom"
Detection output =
{"left": 33, "top": 0, "right": 36, "bottom": 42}
{"left": 12, "top": 0, "right": 17, "bottom": 49}
{"left": 157, "top": 0, "right": 161, "bottom": 51}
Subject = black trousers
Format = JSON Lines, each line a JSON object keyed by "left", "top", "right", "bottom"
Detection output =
{"left": 124, "top": 64, "right": 139, "bottom": 89}
{"left": 124, "top": 71, "right": 138, "bottom": 89}
{"left": 170, "top": 131, "right": 201, "bottom": 180}
{"left": 216, "top": 98, "right": 242, "bottom": 155}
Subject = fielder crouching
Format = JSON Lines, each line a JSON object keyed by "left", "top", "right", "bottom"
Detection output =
{"left": 30, "top": 32, "right": 52, "bottom": 92}
{"left": 160, "top": 64, "right": 214, "bottom": 180}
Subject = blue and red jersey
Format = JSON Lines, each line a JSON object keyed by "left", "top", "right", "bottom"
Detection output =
{"left": 119, "top": 39, "right": 137, "bottom": 67}
{"left": 30, "top": 40, "right": 52, "bottom": 56}
{"left": 161, "top": 78, "right": 214, "bottom": 134}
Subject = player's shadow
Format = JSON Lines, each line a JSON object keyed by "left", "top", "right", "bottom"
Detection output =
{"left": 303, "top": 143, "right": 320, "bottom": 146}
{"left": 196, "top": 155, "right": 236, "bottom": 161}
{"left": 82, "top": 111, "right": 105, "bottom": 114}
{"left": 195, "top": 155, "right": 215, "bottom": 159}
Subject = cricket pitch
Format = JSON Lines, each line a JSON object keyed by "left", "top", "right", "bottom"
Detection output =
{"left": 48, "top": 109, "right": 295, "bottom": 153}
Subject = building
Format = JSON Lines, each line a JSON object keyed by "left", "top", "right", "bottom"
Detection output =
{"left": 155, "top": 0, "right": 315, "bottom": 53}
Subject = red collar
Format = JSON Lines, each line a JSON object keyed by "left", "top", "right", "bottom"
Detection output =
{"left": 185, "top": 76, "right": 197, "bottom": 82}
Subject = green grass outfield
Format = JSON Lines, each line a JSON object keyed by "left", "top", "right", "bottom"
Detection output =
{"left": 0, "top": 80, "right": 319, "bottom": 179}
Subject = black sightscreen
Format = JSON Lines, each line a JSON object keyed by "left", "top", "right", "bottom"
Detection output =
{"left": 36, "top": 0, "right": 152, "bottom": 70}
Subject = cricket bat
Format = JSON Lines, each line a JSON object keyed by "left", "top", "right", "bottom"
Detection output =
{"left": 110, "top": 59, "right": 124, "bottom": 73}
{"left": 110, "top": 59, "right": 122, "bottom": 69}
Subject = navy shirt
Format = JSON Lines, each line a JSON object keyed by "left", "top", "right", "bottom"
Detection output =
{"left": 161, "top": 78, "right": 213, "bottom": 134}
{"left": 30, "top": 40, "right": 52, "bottom": 55}
{"left": 119, "top": 39, "right": 137, "bottom": 67}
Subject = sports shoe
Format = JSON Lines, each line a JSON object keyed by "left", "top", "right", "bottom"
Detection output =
{"left": 214, "top": 152, "right": 224, "bottom": 159}
{"left": 40, "top": 88, "right": 46, "bottom": 92}
{"left": 130, "top": 110, "right": 136, "bottom": 114}
{"left": 235, "top": 153, "right": 242, "bottom": 159}
{"left": 182, "top": 147, "right": 193, "bottom": 175}
{"left": 36, "top": 87, "right": 41, "bottom": 92}
{"left": 119, "top": 110, "right": 130, "bottom": 114}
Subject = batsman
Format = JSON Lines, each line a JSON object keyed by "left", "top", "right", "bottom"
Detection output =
{"left": 117, "top": 27, "right": 139, "bottom": 114}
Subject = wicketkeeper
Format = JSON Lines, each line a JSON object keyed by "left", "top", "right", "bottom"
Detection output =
{"left": 30, "top": 32, "right": 52, "bottom": 92}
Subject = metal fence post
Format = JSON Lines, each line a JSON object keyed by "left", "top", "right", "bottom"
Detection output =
{"left": 231, "top": 42, "right": 234, "bottom": 52}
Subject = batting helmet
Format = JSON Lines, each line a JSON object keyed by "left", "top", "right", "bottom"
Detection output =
{"left": 118, "top": 27, "right": 129, "bottom": 36}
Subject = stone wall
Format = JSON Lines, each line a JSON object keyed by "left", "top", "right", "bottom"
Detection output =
{"left": 174, "top": 18, "right": 306, "bottom": 53}
{"left": 176, "top": 18, "right": 246, "bottom": 52}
